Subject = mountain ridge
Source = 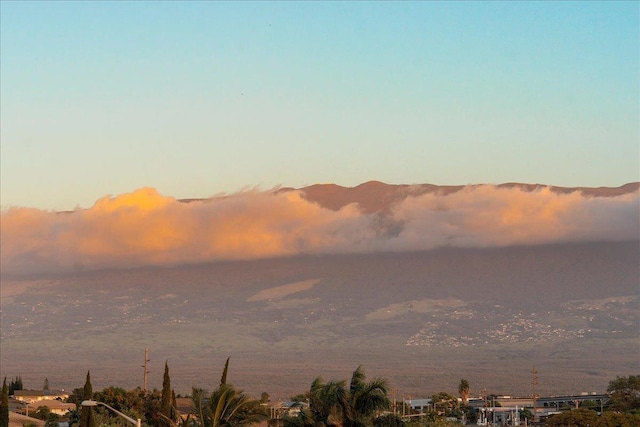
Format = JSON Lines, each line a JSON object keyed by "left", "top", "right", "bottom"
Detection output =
{"left": 180, "top": 181, "right": 640, "bottom": 214}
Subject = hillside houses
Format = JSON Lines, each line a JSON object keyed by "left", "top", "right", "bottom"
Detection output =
{"left": 11, "top": 390, "right": 75, "bottom": 417}
{"left": 13, "top": 389, "right": 70, "bottom": 403}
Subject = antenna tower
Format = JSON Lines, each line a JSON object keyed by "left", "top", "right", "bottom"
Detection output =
{"left": 142, "top": 348, "right": 150, "bottom": 392}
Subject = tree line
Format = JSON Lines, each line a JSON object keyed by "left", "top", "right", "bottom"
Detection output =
{"left": 1, "top": 366, "right": 639, "bottom": 427}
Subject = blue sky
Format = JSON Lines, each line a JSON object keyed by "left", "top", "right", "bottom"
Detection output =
{"left": 1, "top": 1, "right": 638, "bottom": 210}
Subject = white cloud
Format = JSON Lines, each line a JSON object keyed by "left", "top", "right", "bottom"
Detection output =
{"left": 1, "top": 185, "right": 638, "bottom": 275}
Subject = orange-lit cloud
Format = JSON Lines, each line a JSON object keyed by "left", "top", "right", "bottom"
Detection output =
{"left": 1, "top": 185, "right": 638, "bottom": 275}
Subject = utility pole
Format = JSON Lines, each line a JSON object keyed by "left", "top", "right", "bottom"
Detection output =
{"left": 531, "top": 365, "right": 538, "bottom": 424}
{"left": 482, "top": 387, "right": 488, "bottom": 426}
{"left": 142, "top": 348, "right": 150, "bottom": 392}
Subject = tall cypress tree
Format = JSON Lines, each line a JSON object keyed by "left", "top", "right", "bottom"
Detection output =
{"left": 160, "top": 361, "right": 172, "bottom": 427}
{"left": 220, "top": 357, "right": 230, "bottom": 386}
{"left": 79, "top": 372, "right": 96, "bottom": 427}
{"left": 171, "top": 390, "right": 177, "bottom": 422}
{"left": 9, "top": 376, "right": 23, "bottom": 396}
{"left": 1, "top": 377, "right": 9, "bottom": 427}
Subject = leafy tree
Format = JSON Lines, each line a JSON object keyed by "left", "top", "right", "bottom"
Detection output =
{"left": 430, "top": 392, "right": 458, "bottom": 417}
{"left": 607, "top": 375, "right": 640, "bottom": 412}
{"left": 597, "top": 411, "right": 640, "bottom": 427}
{"left": 93, "top": 386, "right": 130, "bottom": 412}
{"left": 68, "top": 388, "right": 85, "bottom": 407}
{"left": 260, "top": 393, "right": 270, "bottom": 404}
{"left": 68, "top": 408, "right": 81, "bottom": 427}
{"left": 44, "top": 413, "right": 60, "bottom": 427}
{"left": 90, "top": 387, "right": 149, "bottom": 426}
{"left": 544, "top": 408, "right": 598, "bottom": 427}
{"left": 519, "top": 408, "right": 533, "bottom": 424}
{"left": 1, "top": 377, "right": 9, "bottom": 427}
{"left": 33, "top": 406, "right": 52, "bottom": 421}
{"left": 579, "top": 399, "right": 599, "bottom": 411}
{"left": 79, "top": 371, "right": 96, "bottom": 427}
{"left": 458, "top": 379, "right": 470, "bottom": 405}
{"left": 142, "top": 388, "right": 163, "bottom": 427}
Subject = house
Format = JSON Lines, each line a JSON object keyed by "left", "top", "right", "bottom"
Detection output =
{"left": 13, "top": 390, "right": 70, "bottom": 404}
{"left": 26, "top": 400, "right": 76, "bottom": 416}
{"left": 9, "top": 412, "right": 45, "bottom": 427}
{"left": 174, "top": 397, "right": 194, "bottom": 420}
{"left": 10, "top": 395, "right": 75, "bottom": 417}
{"left": 404, "top": 398, "right": 432, "bottom": 413}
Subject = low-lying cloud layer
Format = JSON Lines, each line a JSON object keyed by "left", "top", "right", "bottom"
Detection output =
{"left": 2, "top": 185, "right": 638, "bottom": 276}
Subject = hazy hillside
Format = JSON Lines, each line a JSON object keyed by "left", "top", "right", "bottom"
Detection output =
{"left": 1, "top": 240, "right": 637, "bottom": 398}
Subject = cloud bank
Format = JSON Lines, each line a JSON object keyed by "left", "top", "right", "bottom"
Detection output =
{"left": 1, "top": 185, "right": 638, "bottom": 275}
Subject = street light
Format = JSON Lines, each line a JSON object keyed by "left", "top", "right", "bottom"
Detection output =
{"left": 81, "top": 400, "right": 142, "bottom": 427}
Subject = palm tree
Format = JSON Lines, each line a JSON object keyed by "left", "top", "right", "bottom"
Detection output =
{"left": 192, "top": 384, "right": 267, "bottom": 427}
{"left": 285, "top": 366, "right": 389, "bottom": 427}
{"left": 345, "top": 366, "right": 389, "bottom": 427}
{"left": 458, "top": 379, "right": 470, "bottom": 405}
{"left": 309, "top": 378, "right": 348, "bottom": 427}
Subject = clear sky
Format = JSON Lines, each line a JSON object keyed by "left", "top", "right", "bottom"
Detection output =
{"left": 1, "top": 1, "right": 638, "bottom": 211}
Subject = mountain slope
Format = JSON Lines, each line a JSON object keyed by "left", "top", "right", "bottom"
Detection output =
{"left": 1, "top": 240, "right": 637, "bottom": 397}
{"left": 278, "top": 181, "right": 640, "bottom": 213}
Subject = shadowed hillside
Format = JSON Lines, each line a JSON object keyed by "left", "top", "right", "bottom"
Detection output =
{"left": 1, "top": 240, "right": 637, "bottom": 398}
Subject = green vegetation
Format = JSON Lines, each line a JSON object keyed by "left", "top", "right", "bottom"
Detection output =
{"left": 542, "top": 375, "right": 640, "bottom": 426}
{"left": 606, "top": 374, "right": 640, "bottom": 413}
{"left": 283, "top": 365, "right": 389, "bottom": 427}
{"left": 79, "top": 371, "right": 96, "bottom": 427}
{"left": 189, "top": 359, "right": 267, "bottom": 427}
{"left": 33, "top": 406, "right": 62, "bottom": 427}
{"left": 220, "top": 357, "right": 230, "bottom": 387}
{"left": 160, "top": 361, "right": 176, "bottom": 427}
{"left": 8, "top": 376, "right": 23, "bottom": 396}
{"left": 544, "top": 408, "right": 640, "bottom": 427}
{"left": 90, "top": 386, "right": 162, "bottom": 427}
{"left": 5, "top": 365, "right": 637, "bottom": 427}
{"left": 457, "top": 380, "right": 469, "bottom": 406}
{"left": 372, "top": 414, "right": 404, "bottom": 427}
{"left": 1, "top": 377, "right": 9, "bottom": 427}
{"left": 32, "top": 406, "right": 52, "bottom": 421}
{"left": 192, "top": 383, "right": 267, "bottom": 427}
